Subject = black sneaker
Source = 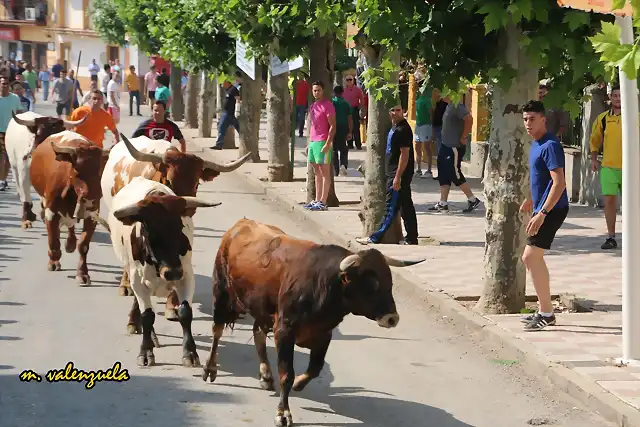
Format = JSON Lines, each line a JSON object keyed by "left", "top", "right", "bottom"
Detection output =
{"left": 523, "top": 313, "right": 556, "bottom": 331}
{"left": 0, "top": 180, "right": 7, "bottom": 191}
{"left": 520, "top": 311, "right": 557, "bottom": 325}
{"left": 601, "top": 237, "right": 617, "bottom": 250}
{"left": 210, "top": 146, "right": 223, "bottom": 150}
{"left": 428, "top": 202, "right": 449, "bottom": 212}
{"left": 462, "top": 198, "right": 481, "bottom": 213}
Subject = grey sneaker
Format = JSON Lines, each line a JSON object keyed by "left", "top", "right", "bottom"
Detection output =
{"left": 428, "top": 202, "right": 449, "bottom": 212}
{"left": 0, "top": 180, "right": 7, "bottom": 191}
{"left": 523, "top": 313, "right": 556, "bottom": 331}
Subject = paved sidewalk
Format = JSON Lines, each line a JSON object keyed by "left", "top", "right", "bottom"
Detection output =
{"left": 176, "top": 118, "right": 636, "bottom": 424}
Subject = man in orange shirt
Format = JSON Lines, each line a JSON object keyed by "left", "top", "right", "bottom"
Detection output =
{"left": 68, "top": 89, "right": 120, "bottom": 148}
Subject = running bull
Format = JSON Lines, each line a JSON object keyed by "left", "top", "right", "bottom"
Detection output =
{"left": 202, "top": 218, "right": 425, "bottom": 427}
{"left": 106, "top": 176, "right": 220, "bottom": 367}
{"left": 100, "top": 134, "right": 250, "bottom": 322}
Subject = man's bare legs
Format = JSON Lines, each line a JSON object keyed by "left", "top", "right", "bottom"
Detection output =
{"left": 414, "top": 142, "right": 423, "bottom": 173}
{"left": 601, "top": 195, "right": 618, "bottom": 249}
{"left": 316, "top": 163, "right": 331, "bottom": 204}
{"left": 423, "top": 141, "right": 433, "bottom": 173}
{"left": 522, "top": 245, "right": 553, "bottom": 314}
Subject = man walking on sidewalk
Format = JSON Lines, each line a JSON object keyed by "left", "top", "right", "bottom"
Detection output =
{"left": 303, "top": 81, "right": 336, "bottom": 211}
{"left": 126, "top": 65, "right": 142, "bottom": 117}
{"left": 0, "top": 76, "right": 23, "bottom": 191}
{"left": 356, "top": 103, "right": 418, "bottom": 245}
{"left": 211, "top": 71, "right": 242, "bottom": 150}
{"left": 344, "top": 74, "right": 364, "bottom": 150}
{"left": 519, "top": 100, "right": 569, "bottom": 332}
{"left": 331, "top": 85, "right": 352, "bottom": 176}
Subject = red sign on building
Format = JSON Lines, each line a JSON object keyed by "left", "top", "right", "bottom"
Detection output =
{"left": 0, "top": 27, "right": 19, "bottom": 41}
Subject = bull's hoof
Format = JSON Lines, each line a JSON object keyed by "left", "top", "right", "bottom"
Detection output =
{"left": 201, "top": 366, "right": 218, "bottom": 383}
{"left": 137, "top": 350, "right": 155, "bottom": 367}
{"left": 259, "top": 376, "right": 275, "bottom": 391}
{"left": 47, "top": 261, "right": 61, "bottom": 271}
{"left": 76, "top": 274, "right": 91, "bottom": 286}
{"left": 292, "top": 374, "right": 310, "bottom": 392}
{"left": 65, "top": 238, "right": 77, "bottom": 253}
{"left": 21, "top": 220, "right": 32, "bottom": 229}
{"left": 26, "top": 211, "right": 37, "bottom": 222}
{"left": 182, "top": 352, "right": 201, "bottom": 368}
{"left": 127, "top": 323, "right": 141, "bottom": 335}
{"left": 118, "top": 285, "right": 134, "bottom": 296}
{"left": 164, "top": 309, "right": 179, "bottom": 321}
{"left": 151, "top": 329, "right": 161, "bottom": 348}
{"left": 275, "top": 411, "right": 293, "bottom": 427}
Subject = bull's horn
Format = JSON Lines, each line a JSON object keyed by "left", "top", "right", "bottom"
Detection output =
{"left": 182, "top": 197, "right": 222, "bottom": 209}
{"left": 113, "top": 201, "right": 143, "bottom": 220}
{"left": 102, "top": 148, "right": 111, "bottom": 157}
{"left": 62, "top": 114, "right": 88, "bottom": 128}
{"left": 202, "top": 152, "right": 252, "bottom": 172}
{"left": 51, "top": 140, "right": 78, "bottom": 156}
{"left": 340, "top": 254, "right": 361, "bottom": 272}
{"left": 12, "top": 111, "right": 35, "bottom": 127}
{"left": 383, "top": 254, "right": 425, "bottom": 268}
{"left": 120, "top": 133, "right": 164, "bottom": 163}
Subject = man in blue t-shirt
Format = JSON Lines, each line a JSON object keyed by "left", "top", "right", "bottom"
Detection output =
{"left": 211, "top": 71, "right": 242, "bottom": 150}
{"left": 519, "top": 100, "right": 569, "bottom": 332}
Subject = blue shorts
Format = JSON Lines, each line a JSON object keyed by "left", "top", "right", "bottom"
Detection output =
{"left": 437, "top": 144, "right": 467, "bottom": 187}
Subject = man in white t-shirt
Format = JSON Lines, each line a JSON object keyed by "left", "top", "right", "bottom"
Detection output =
{"left": 107, "top": 70, "right": 121, "bottom": 124}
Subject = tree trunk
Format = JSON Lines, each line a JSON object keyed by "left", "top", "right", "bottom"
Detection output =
{"left": 267, "top": 70, "right": 291, "bottom": 181}
{"left": 184, "top": 68, "right": 200, "bottom": 129}
{"left": 475, "top": 21, "right": 539, "bottom": 314}
{"left": 579, "top": 83, "right": 607, "bottom": 206}
{"left": 169, "top": 63, "right": 184, "bottom": 121}
{"left": 198, "top": 71, "right": 215, "bottom": 138}
{"left": 308, "top": 31, "right": 339, "bottom": 206}
{"left": 238, "top": 66, "right": 262, "bottom": 162}
{"left": 358, "top": 44, "right": 403, "bottom": 243}
{"left": 334, "top": 70, "right": 343, "bottom": 86}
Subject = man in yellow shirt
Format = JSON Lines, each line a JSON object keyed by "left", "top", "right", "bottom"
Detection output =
{"left": 69, "top": 90, "right": 120, "bottom": 148}
{"left": 589, "top": 85, "right": 626, "bottom": 250}
{"left": 125, "top": 65, "right": 141, "bottom": 117}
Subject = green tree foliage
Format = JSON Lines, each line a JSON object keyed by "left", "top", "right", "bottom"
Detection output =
{"left": 89, "top": 0, "right": 126, "bottom": 46}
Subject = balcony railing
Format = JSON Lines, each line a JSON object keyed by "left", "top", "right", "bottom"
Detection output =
{"left": 0, "top": 1, "right": 47, "bottom": 24}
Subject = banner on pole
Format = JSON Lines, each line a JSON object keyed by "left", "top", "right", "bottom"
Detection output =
{"left": 270, "top": 55, "right": 304, "bottom": 77}
{"left": 236, "top": 39, "right": 256, "bottom": 80}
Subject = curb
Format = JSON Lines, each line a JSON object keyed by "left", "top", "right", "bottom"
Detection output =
{"left": 229, "top": 166, "right": 640, "bottom": 427}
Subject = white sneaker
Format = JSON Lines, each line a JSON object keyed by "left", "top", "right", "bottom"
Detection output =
{"left": 422, "top": 170, "right": 433, "bottom": 178}
{"left": 339, "top": 165, "right": 348, "bottom": 176}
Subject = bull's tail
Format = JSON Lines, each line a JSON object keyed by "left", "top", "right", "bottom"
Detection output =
{"left": 212, "top": 245, "right": 238, "bottom": 332}
{"left": 89, "top": 212, "right": 111, "bottom": 233}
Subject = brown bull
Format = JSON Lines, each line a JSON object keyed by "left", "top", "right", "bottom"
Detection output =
{"left": 201, "top": 218, "right": 424, "bottom": 427}
{"left": 102, "top": 134, "right": 251, "bottom": 324}
{"left": 30, "top": 131, "right": 109, "bottom": 284}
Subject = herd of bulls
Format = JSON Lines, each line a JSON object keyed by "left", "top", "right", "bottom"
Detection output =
{"left": 3, "top": 112, "right": 425, "bottom": 427}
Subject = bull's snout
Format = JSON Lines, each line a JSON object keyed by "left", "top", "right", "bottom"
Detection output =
{"left": 377, "top": 312, "right": 400, "bottom": 328}
{"left": 159, "top": 266, "right": 184, "bottom": 282}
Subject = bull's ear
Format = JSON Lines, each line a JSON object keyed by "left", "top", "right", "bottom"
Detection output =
{"left": 115, "top": 214, "right": 140, "bottom": 226}
{"left": 54, "top": 152, "right": 74, "bottom": 163}
{"left": 201, "top": 168, "right": 221, "bottom": 182}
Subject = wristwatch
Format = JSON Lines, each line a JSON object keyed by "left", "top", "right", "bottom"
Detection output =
{"left": 540, "top": 208, "right": 549, "bottom": 216}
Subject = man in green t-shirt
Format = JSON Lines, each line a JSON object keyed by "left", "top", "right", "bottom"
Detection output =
{"left": 332, "top": 85, "right": 353, "bottom": 176}
{"left": 414, "top": 89, "right": 434, "bottom": 177}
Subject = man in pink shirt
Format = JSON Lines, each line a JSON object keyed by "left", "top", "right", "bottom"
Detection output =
{"left": 144, "top": 65, "right": 159, "bottom": 113}
{"left": 343, "top": 75, "right": 364, "bottom": 150}
{"left": 304, "top": 81, "right": 336, "bottom": 211}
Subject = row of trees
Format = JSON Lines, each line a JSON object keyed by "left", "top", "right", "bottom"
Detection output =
{"left": 91, "top": 0, "right": 632, "bottom": 314}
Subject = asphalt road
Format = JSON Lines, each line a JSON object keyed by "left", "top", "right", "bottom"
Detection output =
{"left": 0, "top": 98, "right": 613, "bottom": 427}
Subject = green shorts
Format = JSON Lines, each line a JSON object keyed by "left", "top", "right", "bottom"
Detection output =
{"left": 307, "top": 140, "right": 333, "bottom": 165}
{"left": 601, "top": 167, "right": 622, "bottom": 196}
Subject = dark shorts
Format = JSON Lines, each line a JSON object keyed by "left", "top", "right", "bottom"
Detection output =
{"left": 527, "top": 207, "right": 569, "bottom": 250}
{"left": 55, "top": 101, "right": 70, "bottom": 116}
{"left": 437, "top": 144, "right": 467, "bottom": 187}
{"left": 148, "top": 91, "right": 155, "bottom": 101}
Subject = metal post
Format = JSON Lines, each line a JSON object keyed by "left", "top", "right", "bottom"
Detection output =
{"left": 289, "top": 78, "right": 297, "bottom": 181}
{"left": 615, "top": 15, "right": 640, "bottom": 365}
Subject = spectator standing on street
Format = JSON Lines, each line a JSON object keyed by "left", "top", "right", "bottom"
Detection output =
{"left": 343, "top": 74, "right": 364, "bottom": 150}
{"left": 331, "top": 85, "right": 352, "bottom": 177}
{"left": 38, "top": 66, "right": 50, "bottom": 101}
{"left": 154, "top": 74, "right": 172, "bottom": 119}
{"left": 88, "top": 59, "right": 100, "bottom": 83}
{"left": 0, "top": 76, "right": 24, "bottom": 191}
{"left": 303, "top": 81, "right": 336, "bottom": 211}
{"left": 429, "top": 95, "right": 481, "bottom": 213}
{"left": 588, "top": 85, "right": 627, "bottom": 250}
{"left": 11, "top": 81, "right": 30, "bottom": 111}
{"left": 69, "top": 90, "right": 119, "bottom": 148}
{"left": 133, "top": 100, "right": 186, "bottom": 152}
{"left": 414, "top": 89, "right": 434, "bottom": 177}
{"left": 519, "top": 100, "right": 569, "bottom": 332}
{"left": 100, "top": 64, "right": 111, "bottom": 109}
{"left": 51, "top": 59, "right": 63, "bottom": 79}
{"left": 51, "top": 69, "right": 73, "bottom": 118}
{"left": 107, "top": 70, "right": 122, "bottom": 124}
{"left": 23, "top": 64, "right": 36, "bottom": 105}
{"left": 294, "top": 74, "right": 310, "bottom": 137}
{"left": 356, "top": 102, "right": 418, "bottom": 245}
{"left": 14, "top": 73, "right": 34, "bottom": 112}
{"left": 144, "top": 65, "right": 158, "bottom": 112}
{"left": 126, "top": 65, "right": 142, "bottom": 116}
{"left": 211, "top": 71, "right": 241, "bottom": 150}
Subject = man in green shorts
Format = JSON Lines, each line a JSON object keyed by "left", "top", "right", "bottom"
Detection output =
{"left": 304, "top": 81, "right": 336, "bottom": 211}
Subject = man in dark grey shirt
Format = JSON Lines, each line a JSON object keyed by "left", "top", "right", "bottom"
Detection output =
{"left": 429, "top": 96, "right": 481, "bottom": 213}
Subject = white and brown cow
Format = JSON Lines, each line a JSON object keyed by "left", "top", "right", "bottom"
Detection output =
{"left": 107, "top": 176, "right": 220, "bottom": 367}
{"left": 100, "top": 134, "right": 250, "bottom": 321}
{"left": 30, "top": 131, "right": 109, "bottom": 284}
{"left": 5, "top": 112, "right": 88, "bottom": 228}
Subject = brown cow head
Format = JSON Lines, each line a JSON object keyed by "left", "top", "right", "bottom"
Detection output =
{"left": 113, "top": 193, "right": 221, "bottom": 281}
{"left": 338, "top": 248, "right": 425, "bottom": 328}
{"left": 120, "top": 134, "right": 251, "bottom": 197}
{"left": 50, "top": 137, "right": 110, "bottom": 219}
{"left": 13, "top": 112, "right": 89, "bottom": 148}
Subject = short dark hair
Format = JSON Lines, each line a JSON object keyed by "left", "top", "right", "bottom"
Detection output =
{"left": 235, "top": 70, "right": 242, "bottom": 79}
{"left": 538, "top": 84, "right": 548, "bottom": 90}
{"left": 104, "top": 64, "right": 110, "bottom": 71}
{"left": 312, "top": 81, "right": 324, "bottom": 89}
{"left": 61, "top": 69, "right": 67, "bottom": 74}
{"left": 154, "top": 100, "right": 167, "bottom": 110}
{"left": 522, "top": 100, "right": 545, "bottom": 115}
{"left": 91, "top": 89, "right": 103, "bottom": 97}
{"left": 333, "top": 85, "right": 344, "bottom": 95}
{"left": 611, "top": 84, "right": 621, "bottom": 92}
{"left": 11, "top": 81, "right": 23, "bottom": 90}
